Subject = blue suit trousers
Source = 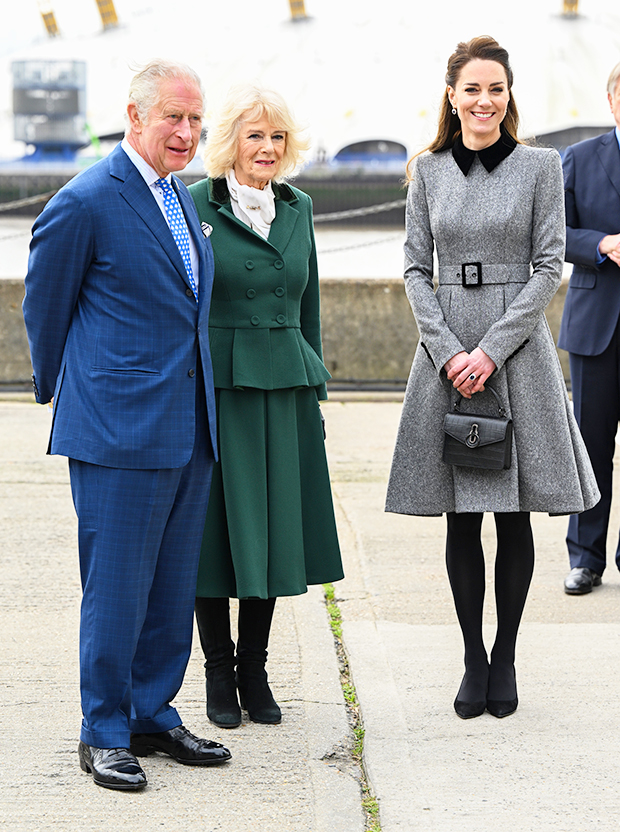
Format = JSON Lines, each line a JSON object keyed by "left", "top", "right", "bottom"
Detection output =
{"left": 69, "top": 401, "right": 213, "bottom": 748}
{"left": 567, "top": 320, "right": 620, "bottom": 575}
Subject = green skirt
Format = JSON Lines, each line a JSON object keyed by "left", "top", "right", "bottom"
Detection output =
{"left": 196, "top": 386, "right": 343, "bottom": 599}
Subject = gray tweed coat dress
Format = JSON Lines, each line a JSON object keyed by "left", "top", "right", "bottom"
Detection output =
{"left": 386, "top": 143, "right": 600, "bottom": 516}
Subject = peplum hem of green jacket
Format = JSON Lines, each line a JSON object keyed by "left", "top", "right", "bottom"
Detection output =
{"left": 209, "top": 326, "right": 331, "bottom": 390}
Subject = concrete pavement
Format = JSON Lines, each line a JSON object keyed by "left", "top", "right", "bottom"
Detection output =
{"left": 326, "top": 397, "right": 620, "bottom": 832}
{"left": 0, "top": 395, "right": 363, "bottom": 832}
{"left": 2, "top": 392, "right": 620, "bottom": 831}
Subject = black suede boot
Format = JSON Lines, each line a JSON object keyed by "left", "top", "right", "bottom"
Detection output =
{"left": 195, "top": 597, "right": 241, "bottom": 729}
{"left": 236, "top": 598, "right": 281, "bottom": 724}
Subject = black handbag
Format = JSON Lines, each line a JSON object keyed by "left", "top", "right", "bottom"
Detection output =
{"left": 442, "top": 385, "right": 512, "bottom": 470}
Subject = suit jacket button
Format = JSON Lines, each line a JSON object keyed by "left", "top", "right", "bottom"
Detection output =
{"left": 186, "top": 288, "right": 194, "bottom": 297}
{"left": 274, "top": 287, "right": 284, "bottom": 297}
{"left": 276, "top": 314, "right": 286, "bottom": 324}
{"left": 188, "top": 368, "right": 196, "bottom": 377}
{"left": 251, "top": 316, "right": 260, "bottom": 326}
{"left": 246, "top": 288, "right": 257, "bottom": 298}
{"left": 274, "top": 260, "right": 284, "bottom": 269}
{"left": 245, "top": 260, "right": 255, "bottom": 270}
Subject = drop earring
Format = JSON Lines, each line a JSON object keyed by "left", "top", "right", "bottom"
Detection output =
{"left": 451, "top": 107, "right": 457, "bottom": 115}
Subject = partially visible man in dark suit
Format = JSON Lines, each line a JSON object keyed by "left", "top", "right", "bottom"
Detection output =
{"left": 558, "top": 60, "right": 620, "bottom": 595}
{"left": 23, "top": 60, "right": 231, "bottom": 790}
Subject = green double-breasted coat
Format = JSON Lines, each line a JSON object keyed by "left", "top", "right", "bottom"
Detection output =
{"left": 189, "top": 177, "right": 343, "bottom": 599}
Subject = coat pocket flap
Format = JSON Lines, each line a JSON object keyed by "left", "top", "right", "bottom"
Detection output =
{"left": 569, "top": 270, "right": 596, "bottom": 289}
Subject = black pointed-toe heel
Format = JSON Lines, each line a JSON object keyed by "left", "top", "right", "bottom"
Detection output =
{"left": 486, "top": 697, "right": 518, "bottom": 718}
{"left": 487, "top": 664, "right": 518, "bottom": 717}
{"left": 454, "top": 698, "right": 486, "bottom": 719}
{"left": 453, "top": 665, "right": 488, "bottom": 719}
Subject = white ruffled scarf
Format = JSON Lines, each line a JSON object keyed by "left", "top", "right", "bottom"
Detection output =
{"left": 226, "top": 169, "right": 276, "bottom": 240}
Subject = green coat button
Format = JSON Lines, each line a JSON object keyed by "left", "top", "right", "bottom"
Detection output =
{"left": 274, "top": 260, "right": 284, "bottom": 269}
{"left": 276, "top": 314, "right": 286, "bottom": 324}
{"left": 246, "top": 288, "right": 257, "bottom": 298}
{"left": 251, "top": 316, "right": 260, "bottom": 326}
{"left": 245, "top": 260, "right": 255, "bottom": 270}
{"left": 274, "top": 287, "right": 285, "bottom": 297}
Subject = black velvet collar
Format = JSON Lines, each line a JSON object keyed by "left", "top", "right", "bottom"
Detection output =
{"left": 209, "top": 176, "right": 297, "bottom": 206}
{"left": 452, "top": 129, "right": 517, "bottom": 175}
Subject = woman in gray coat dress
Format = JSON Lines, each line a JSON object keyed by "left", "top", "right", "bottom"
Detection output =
{"left": 386, "top": 36, "right": 599, "bottom": 719}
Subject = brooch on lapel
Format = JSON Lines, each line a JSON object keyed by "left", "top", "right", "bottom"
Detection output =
{"left": 201, "top": 222, "right": 213, "bottom": 238}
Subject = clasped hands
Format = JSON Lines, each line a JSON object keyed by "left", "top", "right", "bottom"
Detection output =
{"left": 444, "top": 347, "right": 496, "bottom": 399}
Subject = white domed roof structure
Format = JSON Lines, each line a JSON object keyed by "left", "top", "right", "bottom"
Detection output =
{"left": 0, "top": 0, "right": 619, "bottom": 164}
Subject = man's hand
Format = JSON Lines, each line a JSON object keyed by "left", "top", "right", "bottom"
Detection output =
{"left": 599, "top": 233, "right": 620, "bottom": 267}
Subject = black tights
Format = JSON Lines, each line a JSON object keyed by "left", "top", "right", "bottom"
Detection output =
{"left": 445, "top": 511, "right": 534, "bottom": 702}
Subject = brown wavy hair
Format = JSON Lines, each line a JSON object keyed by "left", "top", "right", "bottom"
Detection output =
{"left": 406, "top": 35, "right": 521, "bottom": 181}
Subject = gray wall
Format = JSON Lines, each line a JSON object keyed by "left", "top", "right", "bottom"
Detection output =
{"left": 1, "top": 277, "right": 570, "bottom": 388}
{"left": 319, "top": 277, "right": 570, "bottom": 386}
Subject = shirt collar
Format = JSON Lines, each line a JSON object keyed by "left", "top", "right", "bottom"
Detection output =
{"left": 615, "top": 126, "right": 620, "bottom": 151}
{"left": 121, "top": 137, "right": 171, "bottom": 186}
{"left": 451, "top": 129, "right": 517, "bottom": 176}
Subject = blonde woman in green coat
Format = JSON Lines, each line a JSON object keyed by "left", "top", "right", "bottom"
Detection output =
{"left": 189, "top": 85, "right": 343, "bottom": 728}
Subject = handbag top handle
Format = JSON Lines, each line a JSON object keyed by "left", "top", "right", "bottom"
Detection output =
{"left": 453, "top": 385, "right": 507, "bottom": 418}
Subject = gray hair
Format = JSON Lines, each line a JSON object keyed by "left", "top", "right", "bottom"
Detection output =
{"left": 125, "top": 59, "right": 204, "bottom": 128}
{"left": 607, "top": 61, "right": 620, "bottom": 97}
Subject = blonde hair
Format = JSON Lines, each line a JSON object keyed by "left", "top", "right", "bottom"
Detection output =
{"left": 406, "top": 35, "right": 521, "bottom": 182}
{"left": 203, "top": 84, "right": 309, "bottom": 181}
{"left": 126, "top": 59, "right": 203, "bottom": 127}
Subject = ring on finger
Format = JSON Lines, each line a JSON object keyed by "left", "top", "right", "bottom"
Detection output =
{"left": 468, "top": 373, "right": 476, "bottom": 381}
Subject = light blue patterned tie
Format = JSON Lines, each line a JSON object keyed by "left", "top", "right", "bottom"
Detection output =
{"left": 155, "top": 177, "right": 198, "bottom": 302}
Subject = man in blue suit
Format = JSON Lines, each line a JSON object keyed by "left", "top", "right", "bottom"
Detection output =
{"left": 23, "top": 60, "right": 231, "bottom": 790}
{"left": 558, "top": 61, "right": 620, "bottom": 595}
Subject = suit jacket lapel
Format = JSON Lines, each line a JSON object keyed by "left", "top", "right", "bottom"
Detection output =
{"left": 111, "top": 149, "right": 193, "bottom": 290}
{"left": 597, "top": 130, "right": 620, "bottom": 201}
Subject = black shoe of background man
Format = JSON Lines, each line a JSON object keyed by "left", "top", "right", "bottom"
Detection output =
{"left": 563, "top": 567, "right": 602, "bottom": 595}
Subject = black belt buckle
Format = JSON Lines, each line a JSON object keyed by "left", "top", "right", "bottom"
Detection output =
{"left": 462, "top": 262, "right": 482, "bottom": 287}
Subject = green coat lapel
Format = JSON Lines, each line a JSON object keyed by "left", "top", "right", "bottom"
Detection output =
{"left": 267, "top": 197, "right": 300, "bottom": 255}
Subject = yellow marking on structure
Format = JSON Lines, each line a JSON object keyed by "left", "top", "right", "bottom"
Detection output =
{"left": 96, "top": 0, "right": 119, "bottom": 30}
{"left": 289, "top": 0, "right": 307, "bottom": 20}
{"left": 37, "top": 1, "right": 60, "bottom": 37}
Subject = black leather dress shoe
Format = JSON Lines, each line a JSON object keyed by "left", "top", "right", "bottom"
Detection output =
{"left": 130, "top": 725, "right": 231, "bottom": 766}
{"left": 78, "top": 741, "right": 147, "bottom": 790}
{"left": 564, "top": 567, "right": 602, "bottom": 595}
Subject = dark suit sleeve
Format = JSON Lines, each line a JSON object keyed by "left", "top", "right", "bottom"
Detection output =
{"left": 563, "top": 145, "right": 607, "bottom": 268}
{"left": 299, "top": 193, "right": 328, "bottom": 401}
{"left": 23, "top": 187, "right": 94, "bottom": 403}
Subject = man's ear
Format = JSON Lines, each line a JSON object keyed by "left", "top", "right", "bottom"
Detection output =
{"left": 127, "top": 102, "right": 142, "bottom": 133}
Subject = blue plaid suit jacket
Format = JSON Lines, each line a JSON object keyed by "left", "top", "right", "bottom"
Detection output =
{"left": 558, "top": 129, "right": 620, "bottom": 357}
{"left": 23, "top": 143, "right": 217, "bottom": 468}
